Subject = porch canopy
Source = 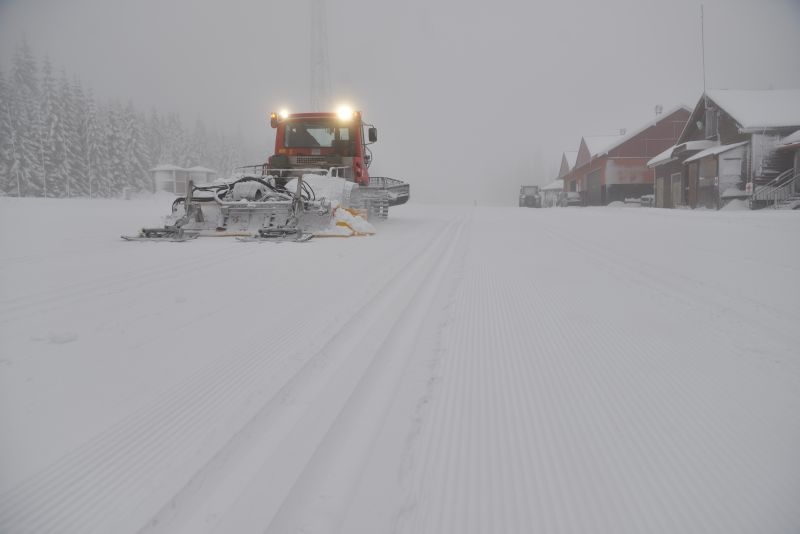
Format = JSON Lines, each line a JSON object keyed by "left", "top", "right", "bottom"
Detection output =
{"left": 779, "top": 130, "right": 800, "bottom": 149}
{"left": 648, "top": 140, "right": 718, "bottom": 167}
{"left": 684, "top": 141, "right": 749, "bottom": 164}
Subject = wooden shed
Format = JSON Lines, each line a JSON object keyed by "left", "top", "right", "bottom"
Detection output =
{"left": 652, "top": 90, "right": 800, "bottom": 209}
{"left": 151, "top": 165, "right": 218, "bottom": 196}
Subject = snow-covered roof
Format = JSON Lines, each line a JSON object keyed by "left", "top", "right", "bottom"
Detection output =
{"left": 684, "top": 141, "right": 749, "bottom": 163}
{"left": 583, "top": 105, "right": 693, "bottom": 163}
{"left": 608, "top": 105, "right": 692, "bottom": 154}
{"left": 583, "top": 135, "right": 623, "bottom": 157}
{"left": 647, "top": 146, "right": 676, "bottom": 168}
{"left": 541, "top": 179, "right": 564, "bottom": 191}
{"left": 186, "top": 166, "right": 217, "bottom": 174}
{"left": 706, "top": 89, "right": 800, "bottom": 130}
{"left": 647, "top": 140, "right": 718, "bottom": 167}
{"left": 150, "top": 164, "right": 184, "bottom": 172}
{"left": 780, "top": 129, "right": 800, "bottom": 148}
{"left": 682, "top": 140, "right": 719, "bottom": 152}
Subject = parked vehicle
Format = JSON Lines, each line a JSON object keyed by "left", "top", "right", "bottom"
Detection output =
{"left": 519, "top": 185, "right": 541, "bottom": 208}
{"left": 564, "top": 191, "right": 582, "bottom": 206}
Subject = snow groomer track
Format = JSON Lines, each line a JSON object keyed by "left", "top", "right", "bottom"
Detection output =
{"left": 1, "top": 197, "right": 798, "bottom": 533}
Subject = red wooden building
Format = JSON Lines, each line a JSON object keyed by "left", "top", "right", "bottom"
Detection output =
{"left": 563, "top": 106, "right": 691, "bottom": 206}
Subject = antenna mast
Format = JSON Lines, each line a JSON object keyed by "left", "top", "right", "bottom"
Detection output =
{"left": 310, "top": 0, "right": 331, "bottom": 111}
{"left": 701, "top": 3, "right": 707, "bottom": 95}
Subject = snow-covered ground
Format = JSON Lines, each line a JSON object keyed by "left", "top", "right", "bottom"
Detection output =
{"left": 0, "top": 196, "right": 798, "bottom": 534}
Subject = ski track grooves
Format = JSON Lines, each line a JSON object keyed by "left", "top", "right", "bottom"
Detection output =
{"left": 0, "top": 246, "right": 240, "bottom": 324}
{"left": 261, "top": 214, "right": 468, "bottom": 534}
{"left": 539, "top": 220, "right": 799, "bottom": 347}
{"left": 392, "top": 213, "right": 799, "bottom": 534}
{"left": 0, "top": 216, "right": 464, "bottom": 534}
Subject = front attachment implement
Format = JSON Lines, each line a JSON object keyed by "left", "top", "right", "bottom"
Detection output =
{"left": 236, "top": 227, "right": 313, "bottom": 243}
{"left": 122, "top": 182, "right": 202, "bottom": 241}
{"left": 123, "top": 175, "right": 328, "bottom": 242}
{"left": 121, "top": 228, "right": 199, "bottom": 242}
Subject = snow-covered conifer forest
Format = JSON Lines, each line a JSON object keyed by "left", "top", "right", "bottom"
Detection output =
{"left": 0, "top": 40, "right": 245, "bottom": 198}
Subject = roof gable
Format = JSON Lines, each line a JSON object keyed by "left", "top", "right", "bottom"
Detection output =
{"left": 584, "top": 135, "right": 624, "bottom": 157}
{"left": 558, "top": 151, "right": 578, "bottom": 177}
{"left": 576, "top": 135, "right": 621, "bottom": 168}
{"left": 680, "top": 90, "right": 800, "bottom": 142}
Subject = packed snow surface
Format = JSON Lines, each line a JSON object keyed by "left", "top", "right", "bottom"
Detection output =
{"left": 1, "top": 196, "right": 799, "bottom": 534}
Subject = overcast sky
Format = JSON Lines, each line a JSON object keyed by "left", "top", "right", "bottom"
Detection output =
{"left": 1, "top": 0, "right": 799, "bottom": 205}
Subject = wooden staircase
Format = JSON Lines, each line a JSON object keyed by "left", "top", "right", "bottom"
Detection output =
{"left": 750, "top": 168, "right": 800, "bottom": 210}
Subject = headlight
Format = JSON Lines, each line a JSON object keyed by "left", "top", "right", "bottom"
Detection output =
{"left": 336, "top": 105, "right": 354, "bottom": 121}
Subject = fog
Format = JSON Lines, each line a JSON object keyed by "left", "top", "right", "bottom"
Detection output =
{"left": 1, "top": 0, "right": 799, "bottom": 205}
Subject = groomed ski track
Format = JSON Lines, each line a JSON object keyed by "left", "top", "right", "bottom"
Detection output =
{"left": 0, "top": 199, "right": 798, "bottom": 533}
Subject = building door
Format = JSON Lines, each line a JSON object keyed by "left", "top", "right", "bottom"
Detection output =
{"left": 670, "top": 172, "right": 682, "bottom": 207}
{"left": 586, "top": 169, "right": 602, "bottom": 206}
{"left": 655, "top": 177, "right": 665, "bottom": 208}
{"left": 688, "top": 163, "right": 699, "bottom": 208}
{"left": 795, "top": 152, "right": 800, "bottom": 191}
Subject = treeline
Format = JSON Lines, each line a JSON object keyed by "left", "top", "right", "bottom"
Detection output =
{"left": 0, "top": 41, "right": 246, "bottom": 198}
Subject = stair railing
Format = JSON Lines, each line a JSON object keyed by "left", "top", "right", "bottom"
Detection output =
{"left": 751, "top": 168, "right": 798, "bottom": 207}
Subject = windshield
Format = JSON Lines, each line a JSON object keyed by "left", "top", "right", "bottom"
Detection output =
{"left": 284, "top": 121, "right": 354, "bottom": 148}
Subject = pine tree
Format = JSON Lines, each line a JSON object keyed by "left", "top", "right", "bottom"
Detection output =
{"left": 189, "top": 119, "right": 209, "bottom": 168}
{"left": 10, "top": 39, "right": 43, "bottom": 196}
{"left": 104, "top": 101, "right": 126, "bottom": 197}
{"left": 3, "top": 38, "right": 248, "bottom": 197}
{"left": 39, "top": 56, "right": 59, "bottom": 197}
{"left": 55, "top": 69, "right": 79, "bottom": 197}
{"left": 122, "top": 102, "right": 152, "bottom": 192}
{"left": 161, "top": 113, "right": 188, "bottom": 167}
{"left": 208, "top": 130, "right": 224, "bottom": 176}
{"left": 145, "top": 109, "right": 164, "bottom": 166}
{"left": 84, "top": 89, "right": 106, "bottom": 198}
{"left": 70, "top": 77, "right": 89, "bottom": 196}
{"left": 0, "top": 69, "right": 13, "bottom": 195}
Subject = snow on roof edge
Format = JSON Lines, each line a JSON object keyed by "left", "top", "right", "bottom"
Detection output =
{"left": 578, "top": 105, "right": 693, "bottom": 168}
{"left": 780, "top": 129, "right": 800, "bottom": 147}
{"left": 598, "top": 104, "right": 692, "bottom": 157}
{"left": 150, "top": 164, "right": 184, "bottom": 172}
{"left": 684, "top": 141, "right": 748, "bottom": 163}
{"left": 706, "top": 89, "right": 800, "bottom": 130}
{"left": 647, "top": 145, "right": 676, "bottom": 167}
{"left": 541, "top": 179, "right": 564, "bottom": 191}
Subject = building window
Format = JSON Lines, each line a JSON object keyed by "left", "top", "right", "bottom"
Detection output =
{"left": 704, "top": 108, "right": 718, "bottom": 139}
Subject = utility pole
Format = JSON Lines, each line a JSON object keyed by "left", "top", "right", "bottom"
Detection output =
{"left": 310, "top": 0, "right": 332, "bottom": 111}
